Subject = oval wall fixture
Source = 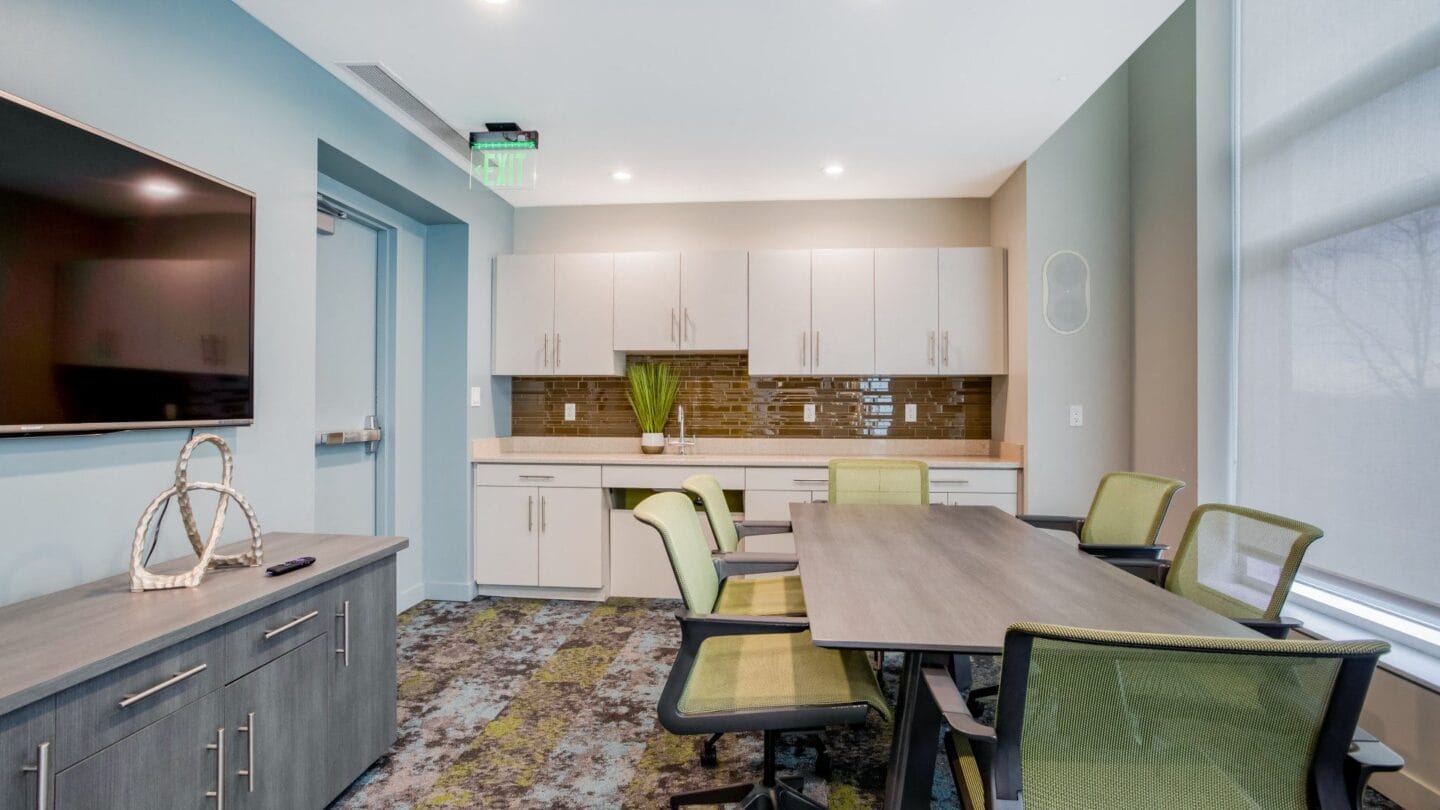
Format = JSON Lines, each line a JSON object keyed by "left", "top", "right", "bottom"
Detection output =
{"left": 1042, "top": 249, "right": 1092, "bottom": 335}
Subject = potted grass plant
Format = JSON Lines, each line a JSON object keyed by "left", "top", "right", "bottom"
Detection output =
{"left": 626, "top": 362, "right": 679, "bottom": 454}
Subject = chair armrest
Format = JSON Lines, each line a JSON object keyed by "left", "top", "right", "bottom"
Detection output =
{"left": 1079, "top": 543, "right": 1168, "bottom": 560}
{"left": 1238, "top": 617, "right": 1303, "bottom": 639}
{"left": 676, "top": 610, "right": 810, "bottom": 639}
{"left": 712, "top": 552, "right": 799, "bottom": 580}
{"left": 1346, "top": 732, "right": 1405, "bottom": 806}
{"left": 1017, "top": 515, "right": 1084, "bottom": 536}
{"left": 922, "top": 665, "right": 998, "bottom": 744}
{"left": 1104, "top": 557, "right": 1171, "bottom": 586}
{"left": 735, "top": 520, "right": 792, "bottom": 538}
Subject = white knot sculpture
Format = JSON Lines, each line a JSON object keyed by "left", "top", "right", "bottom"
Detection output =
{"left": 129, "top": 433, "right": 263, "bottom": 592}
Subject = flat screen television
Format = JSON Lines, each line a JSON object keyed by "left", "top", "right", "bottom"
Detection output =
{"left": 0, "top": 91, "right": 255, "bottom": 435}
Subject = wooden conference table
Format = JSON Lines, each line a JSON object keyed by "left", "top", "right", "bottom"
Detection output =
{"left": 789, "top": 503, "right": 1261, "bottom": 810}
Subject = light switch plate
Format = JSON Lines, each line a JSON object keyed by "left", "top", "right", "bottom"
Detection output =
{"left": 1068, "top": 404, "right": 1084, "bottom": 427}
{"left": 564, "top": 403, "right": 576, "bottom": 421}
{"left": 905, "top": 403, "right": 918, "bottom": 423}
{"left": 469, "top": 386, "right": 482, "bottom": 407}
{"left": 803, "top": 403, "right": 816, "bottom": 423}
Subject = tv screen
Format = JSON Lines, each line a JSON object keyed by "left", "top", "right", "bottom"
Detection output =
{"left": 0, "top": 91, "right": 255, "bottom": 435}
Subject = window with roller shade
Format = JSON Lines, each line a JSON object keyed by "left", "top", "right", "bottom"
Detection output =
{"left": 1236, "top": 1, "right": 1440, "bottom": 638}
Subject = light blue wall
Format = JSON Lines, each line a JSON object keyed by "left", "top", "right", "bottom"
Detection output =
{"left": 0, "top": 0, "right": 512, "bottom": 607}
{"left": 1024, "top": 66, "right": 1135, "bottom": 515}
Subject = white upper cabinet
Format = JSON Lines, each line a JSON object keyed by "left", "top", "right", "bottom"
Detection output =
{"left": 810, "top": 249, "right": 875, "bottom": 375}
{"left": 680, "top": 250, "right": 748, "bottom": 351}
{"left": 613, "top": 251, "right": 681, "bottom": 351}
{"left": 493, "top": 254, "right": 556, "bottom": 375}
{"left": 747, "top": 250, "right": 812, "bottom": 375}
{"left": 874, "top": 248, "right": 940, "bottom": 375}
{"left": 939, "top": 247, "right": 1007, "bottom": 374}
{"left": 554, "top": 253, "right": 622, "bottom": 375}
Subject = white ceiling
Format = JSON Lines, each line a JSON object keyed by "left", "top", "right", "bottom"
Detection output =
{"left": 236, "top": 0, "right": 1181, "bottom": 207}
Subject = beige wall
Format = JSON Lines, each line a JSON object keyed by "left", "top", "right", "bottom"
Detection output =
{"left": 988, "top": 165, "right": 1027, "bottom": 447}
{"left": 512, "top": 198, "right": 990, "bottom": 253}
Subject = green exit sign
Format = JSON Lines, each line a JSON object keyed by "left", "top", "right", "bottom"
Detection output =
{"left": 471, "top": 151, "right": 536, "bottom": 190}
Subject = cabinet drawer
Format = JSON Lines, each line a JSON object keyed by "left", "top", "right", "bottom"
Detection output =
{"left": 743, "top": 489, "right": 812, "bottom": 522}
{"left": 927, "top": 468, "right": 1017, "bottom": 494}
{"left": 744, "top": 467, "right": 829, "bottom": 492}
{"left": 52, "top": 628, "right": 224, "bottom": 770}
{"left": 601, "top": 465, "right": 743, "bottom": 490}
{"left": 474, "top": 464, "right": 602, "bottom": 488}
{"left": 224, "top": 587, "right": 328, "bottom": 682}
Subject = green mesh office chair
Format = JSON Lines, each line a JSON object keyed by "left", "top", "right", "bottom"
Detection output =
{"left": 1113, "top": 504, "right": 1324, "bottom": 639}
{"left": 634, "top": 492, "right": 890, "bottom": 809}
{"left": 827, "top": 458, "right": 930, "bottom": 505}
{"left": 925, "top": 623, "right": 1401, "bottom": 810}
{"left": 1019, "top": 471, "right": 1185, "bottom": 560}
{"left": 683, "top": 473, "right": 794, "bottom": 555}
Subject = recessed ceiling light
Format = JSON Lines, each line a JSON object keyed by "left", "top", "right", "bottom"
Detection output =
{"left": 138, "top": 178, "right": 183, "bottom": 200}
{"left": 823, "top": 164, "right": 845, "bottom": 176}
{"left": 612, "top": 170, "right": 632, "bottom": 181}
{"left": 483, "top": 0, "right": 509, "bottom": 4}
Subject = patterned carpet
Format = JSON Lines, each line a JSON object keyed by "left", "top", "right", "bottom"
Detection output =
{"left": 331, "top": 597, "right": 1403, "bottom": 809}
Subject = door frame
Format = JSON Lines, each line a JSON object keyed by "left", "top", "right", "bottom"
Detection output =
{"left": 316, "top": 190, "right": 398, "bottom": 537}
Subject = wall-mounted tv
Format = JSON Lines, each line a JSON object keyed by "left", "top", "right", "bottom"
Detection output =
{"left": 0, "top": 90, "right": 255, "bottom": 436}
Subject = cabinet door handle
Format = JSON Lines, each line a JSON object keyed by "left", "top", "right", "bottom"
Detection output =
{"left": 206, "top": 727, "right": 225, "bottom": 807}
{"left": 813, "top": 331, "right": 820, "bottom": 367}
{"left": 261, "top": 610, "right": 318, "bottom": 640}
{"left": 943, "top": 330, "right": 950, "bottom": 366}
{"left": 119, "top": 663, "right": 208, "bottom": 708}
{"left": 237, "top": 712, "right": 256, "bottom": 792}
{"left": 800, "top": 331, "right": 807, "bottom": 366}
{"left": 928, "top": 330, "right": 936, "bottom": 365}
{"left": 20, "top": 741, "right": 48, "bottom": 810}
{"left": 517, "top": 474, "right": 555, "bottom": 481}
{"left": 792, "top": 478, "right": 829, "bottom": 485}
{"left": 682, "top": 307, "right": 690, "bottom": 343}
{"left": 336, "top": 600, "right": 350, "bottom": 666}
{"left": 671, "top": 308, "right": 677, "bottom": 342}
{"left": 555, "top": 333, "right": 561, "bottom": 367}
{"left": 527, "top": 494, "right": 534, "bottom": 532}
{"left": 540, "top": 496, "right": 547, "bottom": 532}
{"left": 932, "top": 479, "right": 971, "bottom": 485}
{"left": 542, "top": 333, "right": 550, "bottom": 367}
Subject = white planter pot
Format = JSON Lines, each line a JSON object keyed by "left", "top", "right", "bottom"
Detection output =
{"left": 640, "top": 432, "right": 665, "bottom": 455}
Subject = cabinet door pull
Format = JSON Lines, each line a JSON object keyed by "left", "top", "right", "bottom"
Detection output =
{"left": 261, "top": 610, "right": 319, "bottom": 640}
{"left": 540, "top": 496, "right": 547, "bottom": 532}
{"left": 932, "top": 479, "right": 971, "bottom": 485}
{"left": 943, "top": 330, "right": 950, "bottom": 366}
{"left": 928, "top": 330, "right": 936, "bottom": 365}
{"left": 542, "top": 333, "right": 550, "bottom": 368}
{"left": 336, "top": 600, "right": 351, "bottom": 666}
{"left": 20, "top": 741, "right": 48, "bottom": 810}
{"left": 206, "top": 727, "right": 225, "bottom": 807}
{"left": 119, "top": 663, "right": 208, "bottom": 708}
{"left": 554, "top": 333, "right": 561, "bottom": 368}
{"left": 792, "top": 478, "right": 828, "bottom": 485}
{"left": 683, "top": 308, "right": 690, "bottom": 343}
{"left": 237, "top": 712, "right": 256, "bottom": 792}
{"left": 814, "top": 331, "right": 820, "bottom": 366}
{"left": 800, "top": 331, "right": 807, "bottom": 366}
{"left": 671, "top": 308, "right": 677, "bottom": 342}
{"left": 528, "top": 494, "right": 534, "bottom": 532}
{"left": 517, "top": 474, "right": 555, "bottom": 481}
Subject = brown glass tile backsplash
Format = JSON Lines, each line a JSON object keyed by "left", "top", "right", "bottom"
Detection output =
{"left": 511, "top": 354, "right": 992, "bottom": 439}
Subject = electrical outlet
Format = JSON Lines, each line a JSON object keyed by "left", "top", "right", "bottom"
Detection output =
{"left": 564, "top": 403, "right": 576, "bottom": 421}
{"left": 904, "top": 403, "right": 918, "bottom": 423}
{"left": 803, "top": 403, "right": 817, "bottom": 423}
{"left": 1069, "top": 404, "right": 1084, "bottom": 427}
{"left": 469, "top": 386, "right": 482, "bottom": 407}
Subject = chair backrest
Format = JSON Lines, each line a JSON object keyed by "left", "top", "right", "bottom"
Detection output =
{"left": 1166, "top": 504, "right": 1323, "bottom": 621}
{"left": 1079, "top": 472, "right": 1185, "bottom": 546}
{"left": 991, "top": 623, "right": 1387, "bottom": 809}
{"left": 682, "top": 474, "right": 740, "bottom": 554}
{"left": 827, "top": 458, "right": 929, "bottom": 505}
{"left": 633, "top": 491, "right": 721, "bottom": 613}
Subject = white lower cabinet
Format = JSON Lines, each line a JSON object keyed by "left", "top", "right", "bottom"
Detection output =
{"left": 474, "top": 474, "right": 604, "bottom": 590}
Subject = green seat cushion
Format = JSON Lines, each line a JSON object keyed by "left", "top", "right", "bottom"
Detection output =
{"left": 949, "top": 733, "right": 987, "bottom": 810}
{"left": 714, "top": 574, "right": 807, "bottom": 616}
{"left": 678, "top": 631, "right": 890, "bottom": 718}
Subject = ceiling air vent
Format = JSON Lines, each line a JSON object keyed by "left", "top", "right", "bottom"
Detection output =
{"left": 339, "top": 62, "right": 469, "bottom": 161}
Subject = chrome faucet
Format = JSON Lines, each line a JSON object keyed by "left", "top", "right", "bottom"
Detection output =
{"left": 669, "top": 405, "right": 696, "bottom": 455}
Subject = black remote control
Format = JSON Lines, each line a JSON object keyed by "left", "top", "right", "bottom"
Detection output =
{"left": 265, "top": 556, "right": 315, "bottom": 576}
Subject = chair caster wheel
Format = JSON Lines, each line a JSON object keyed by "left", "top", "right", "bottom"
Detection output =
{"left": 700, "top": 746, "right": 718, "bottom": 768}
{"left": 815, "top": 752, "right": 832, "bottom": 778}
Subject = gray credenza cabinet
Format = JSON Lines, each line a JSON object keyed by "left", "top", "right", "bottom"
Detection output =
{"left": 0, "top": 533, "right": 405, "bottom": 810}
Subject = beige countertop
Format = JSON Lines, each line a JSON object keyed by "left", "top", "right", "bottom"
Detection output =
{"left": 471, "top": 437, "right": 1022, "bottom": 469}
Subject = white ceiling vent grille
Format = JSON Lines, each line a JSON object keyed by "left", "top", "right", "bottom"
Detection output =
{"left": 339, "top": 62, "right": 469, "bottom": 161}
